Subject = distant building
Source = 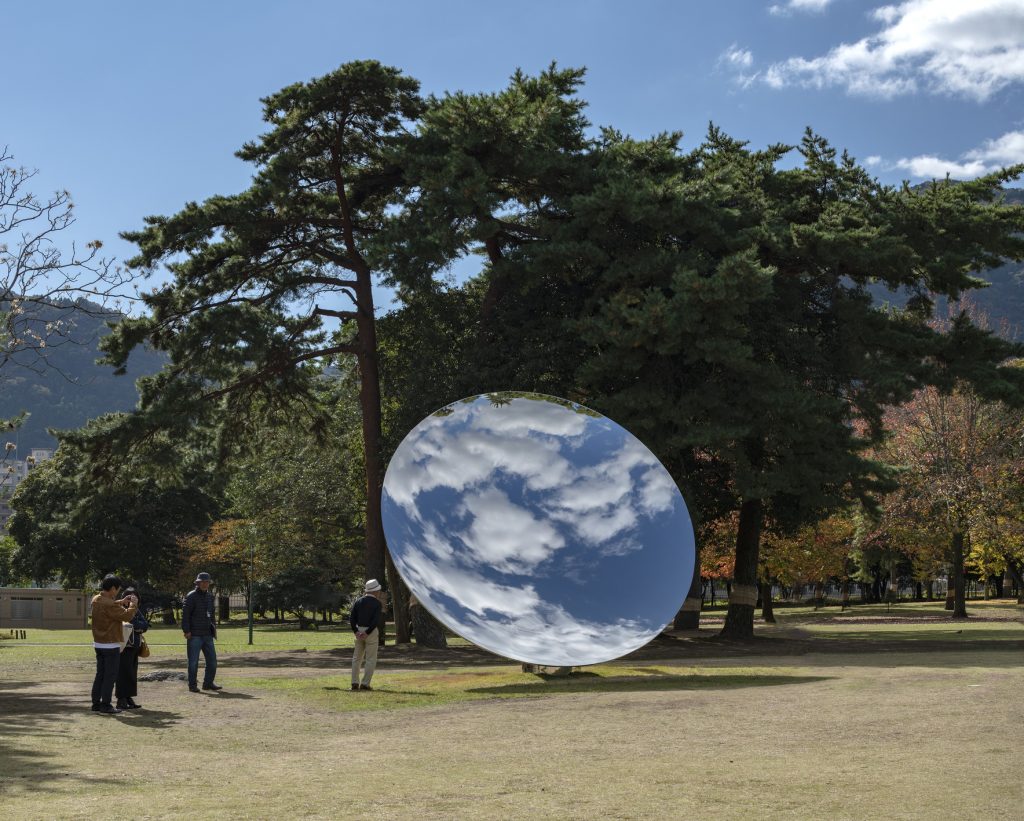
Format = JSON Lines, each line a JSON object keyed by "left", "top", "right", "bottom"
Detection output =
{"left": 0, "top": 587, "right": 88, "bottom": 629}
{"left": 0, "top": 448, "right": 54, "bottom": 533}
{"left": 29, "top": 448, "right": 55, "bottom": 465}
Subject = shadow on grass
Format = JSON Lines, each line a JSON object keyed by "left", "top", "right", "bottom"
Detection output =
{"left": 469, "top": 672, "right": 833, "bottom": 697}
{"left": 212, "top": 645, "right": 501, "bottom": 670}
{"left": 323, "top": 686, "right": 436, "bottom": 696}
{"left": 111, "top": 707, "right": 180, "bottom": 729}
{"left": 0, "top": 683, "right": 167, "bottom": 793}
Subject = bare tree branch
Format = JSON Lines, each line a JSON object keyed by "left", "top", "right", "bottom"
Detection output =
{"left": 0, "top": 148, "right": 137, "bottom": 379}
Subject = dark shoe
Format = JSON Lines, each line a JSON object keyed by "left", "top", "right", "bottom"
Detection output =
{"left": 201, "top": 683, "right": 223, "bottom": 691}
{"left": 351, "top": 683, "right": 360, "bottom": 691}
{"left": 188, "top": 685, "right": 200, "bottom": 693}
{"left": 91, "top": 703, "right": 101, "bottom": 712}
{"left": 126, "top": 698, "right": 142, "bottom": 709}
{"left": 359, "top": 684, "right": 373, "bottom": 691}
{"left": 97, "top": 704, "right": 122, "bottom": 715}
{"left": 115, "top": 700, "right": 129, "bottom": 710}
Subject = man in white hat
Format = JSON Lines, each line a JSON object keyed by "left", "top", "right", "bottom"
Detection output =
{"left": 349, "top": 579, "right": 385, "bottom": 691}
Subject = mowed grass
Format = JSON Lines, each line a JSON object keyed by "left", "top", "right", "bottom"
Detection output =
{"left": 0, "top": 621, "right": 474, "bottom": 668}
{"left": 3, "top": 644, "right": 1023, "bottom": 820}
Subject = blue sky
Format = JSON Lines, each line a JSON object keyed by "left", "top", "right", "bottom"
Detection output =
{"left": 6, "top": 0, "right": 1024, "bottom": 302}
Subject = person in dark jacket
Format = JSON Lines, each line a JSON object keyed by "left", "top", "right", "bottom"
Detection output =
{"left": 181, "top": 571, "right": 221, "bottom": 693}
{"left": 115, "top": 587, "right": 149, "bottom": 710}
{"left": 349, "top": 578, "right": 385, "bottom": 691}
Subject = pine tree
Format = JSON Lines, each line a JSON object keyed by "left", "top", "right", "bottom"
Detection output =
{"left": 95, "top": 62, "right": 423, "bottom": 642}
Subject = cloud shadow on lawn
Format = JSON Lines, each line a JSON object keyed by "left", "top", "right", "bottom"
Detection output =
{"left": 468, "top": 671, "right": 833, "bottom": 697}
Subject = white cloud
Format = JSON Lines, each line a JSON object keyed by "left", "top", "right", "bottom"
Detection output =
{"left": 878, "top": 129, "right": 1024, "bottom": 179}
{"left": 770, "top": 0, "right": 836, "bottom": 15}
{"left": 965, "top": 130, "right": 1024, "bottom": 165}
{"left": 757, "top": 0, "right": 1024, "bottom": 100}
{"left": 719, "top": 44, "right": 754, "bottom": 70}
{"left": 457, "top": 487, "right": 566, "bottom": 573}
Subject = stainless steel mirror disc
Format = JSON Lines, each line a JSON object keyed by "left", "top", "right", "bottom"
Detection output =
{"left": 382, "top": 393, "right": 695, "bottom": 666}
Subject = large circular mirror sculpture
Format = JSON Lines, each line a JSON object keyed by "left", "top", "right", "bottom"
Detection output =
{"left": 382, "top": 393, "right": 695, "bottom": 667}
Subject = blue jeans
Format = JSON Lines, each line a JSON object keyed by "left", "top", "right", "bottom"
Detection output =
{"left": 186, "top": 635, "right": 217, "bottom": 687}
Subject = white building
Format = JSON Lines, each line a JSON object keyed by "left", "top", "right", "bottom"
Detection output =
{"left": 0, "top": 448, "right": 54, "bottom": 533}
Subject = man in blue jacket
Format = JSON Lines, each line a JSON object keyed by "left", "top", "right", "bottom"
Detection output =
{"left": 182, "top": 572, "right": 222, "bottom": 693}
{"left": 349, "top": 579, "right": 385, "bottom": 691}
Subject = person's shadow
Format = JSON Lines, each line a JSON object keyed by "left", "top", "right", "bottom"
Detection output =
{"left": 113, "top": 708, "right": 181, "bottom": 729}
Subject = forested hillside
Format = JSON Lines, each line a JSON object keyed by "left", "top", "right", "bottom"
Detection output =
{"left": 0, "top": 300, "right": 165, "bottom": 450}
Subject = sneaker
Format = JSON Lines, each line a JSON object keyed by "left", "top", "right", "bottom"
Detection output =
{"left": 351, "top": 683, "right": 360, "bottom": 691}
{"left": 188, "top": 685, "right": 200, "bottom": 693}
{"left": 359, "top": 684, "right": 373, "bottom": 691}
{"left": 201, "top": 683, "right": 223, "bottom": 691}
{"left": 97, "top": 704, "right": 122, "bottom": 715}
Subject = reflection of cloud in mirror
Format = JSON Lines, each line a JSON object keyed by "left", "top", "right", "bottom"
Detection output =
{"left": 382, "top": 393, "right": 695, "bottom": 666}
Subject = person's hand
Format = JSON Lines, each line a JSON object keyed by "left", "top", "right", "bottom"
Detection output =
{"left": 184, "top": 632, "right": 191, "bottom": 639}
{"left": 356, "top": 631, "right": 367, "bottom": 639}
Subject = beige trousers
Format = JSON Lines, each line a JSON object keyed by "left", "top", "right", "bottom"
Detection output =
{"left": 351, "top": 632, "right": 379, "bottom": 686}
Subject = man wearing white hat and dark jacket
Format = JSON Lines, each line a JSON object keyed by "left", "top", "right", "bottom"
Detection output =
{"left": 182, "top": 571, "right": 222, "bottom": 693}
{"left": 349, "top": 579, "right": 385, "bottom": 691}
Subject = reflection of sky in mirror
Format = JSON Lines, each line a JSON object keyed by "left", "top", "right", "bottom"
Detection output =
{"left": 382, "top": 394, "right": 695, "bottom": 666}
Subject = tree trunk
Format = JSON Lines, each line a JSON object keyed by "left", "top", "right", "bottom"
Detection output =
{"left": 218, "top": 594, "right": 230, "bottom": 623}
{"left": 759, "top": 579, "right": 775, "bottom": 624}
{"left": 384, "top": 549, "right": 411, "bottom": 644}
{"left": 721, "top": 498, "right": 763, "bottom": 640}
{"left": 352, "top": 259, "right": 410, "bottom": 646}
{"left": 674, "top": 553, "right": 703, "bottom": 629}
{"left": 161, "top": 605, "right": 176, "bottom": 626}
{"left": 410, "top": 595, "right": 447, "bottom": 648}
{"left": 951, "top": 531, "right": 968, "bottom": 619}
{"left": 354, "top": 286, "right": 386, "bottom": 586}
{"left": 1004, "top": 556, "right": 1024, "bottom": 604}
{"left": 944, "top": 573, "right": 955, "bottom": 611}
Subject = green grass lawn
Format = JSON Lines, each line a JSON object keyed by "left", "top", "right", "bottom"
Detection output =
{"left": 3, "top": 599, "right": 1023, "bottom": 819}
{"left": 3, "top": 642, "right": 1022, "bottom": 819}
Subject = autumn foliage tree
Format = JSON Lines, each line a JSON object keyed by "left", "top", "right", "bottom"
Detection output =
{"left": 882, "top": 376, "right": 1022, "bottom": 617}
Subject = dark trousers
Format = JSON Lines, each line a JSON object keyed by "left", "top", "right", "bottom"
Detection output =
{"left": 92, "top": 647, "right": 121, "bottom": 706}
{"left": 186, "top": 634, "right": 217, "bottom": 687}
{"left": 115, "top": 645, "right": 139, "bottom": 700}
